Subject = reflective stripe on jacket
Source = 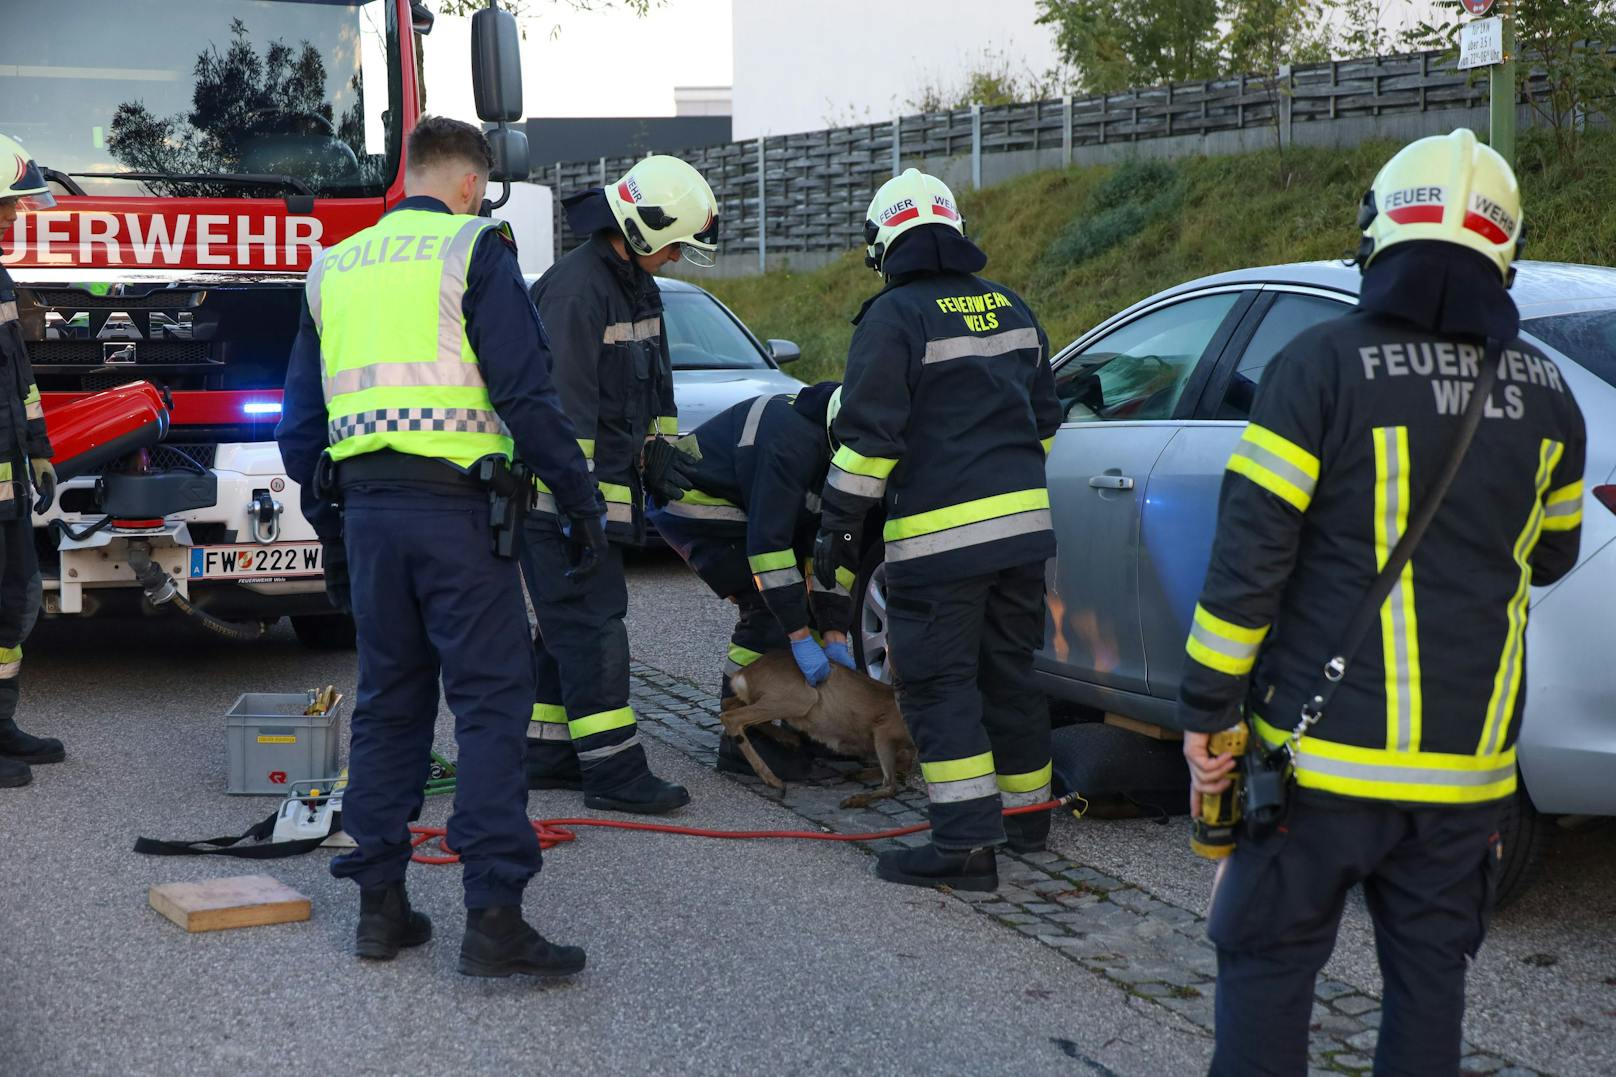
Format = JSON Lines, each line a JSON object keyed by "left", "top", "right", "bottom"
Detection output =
{"left": 0, "top": 264, "right": 53, "bottom": 521}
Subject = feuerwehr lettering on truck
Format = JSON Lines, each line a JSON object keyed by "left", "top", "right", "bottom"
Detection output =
{"left": 0, "top": 211, "right": 324, "bottom": 268}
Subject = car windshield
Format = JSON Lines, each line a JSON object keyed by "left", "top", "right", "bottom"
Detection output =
{"left": 0, "top": 0, "right": 400, "bottom": 199}
{"left": 1522, "top": 308, "right": 1616, "bottom": 389}
{"left": 662, "top": 291, "right": 771, "bottom": 371}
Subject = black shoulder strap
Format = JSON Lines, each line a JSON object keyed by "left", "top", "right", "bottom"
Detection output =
{"left": 1291, "top": 340, "right": 1501, "bottom": 738}
{"left": 132, "top": 810, "right": 336, "bottom": 859}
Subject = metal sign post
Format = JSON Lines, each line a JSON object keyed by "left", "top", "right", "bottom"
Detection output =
{"left": 1491, "top": 1, "right": 1516, "bottom": 167}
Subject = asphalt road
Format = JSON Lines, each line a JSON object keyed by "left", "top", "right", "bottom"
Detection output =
{"left": 1, "top": 551, "right": 1611, "bottom": 1075}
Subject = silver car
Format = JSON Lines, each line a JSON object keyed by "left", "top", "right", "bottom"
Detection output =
{"left": 854, "top": 260, "right": 1616, "bottom": 900}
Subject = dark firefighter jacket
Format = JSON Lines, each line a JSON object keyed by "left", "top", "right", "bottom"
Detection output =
{"left": 661, "top": 385, "right": 851, "bottom": 634}
{"left": 528, "top": 207, "right": 677, "bottom": 543}
{"left": 0, "top": 262, "right": 54, "bottom": 521}
{"left": 277, "top": 196, "right": 597, "bottom": 539}
{"left": 820, "top": 226, "right": 1062, "bottom": 587}
{"left": 1178, "top": 243, "right": 1587, "bottom": 807}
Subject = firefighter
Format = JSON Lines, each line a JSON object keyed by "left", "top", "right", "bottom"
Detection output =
{"left": 277, "top": 117, "right": 602, "bottom": 977}
{"left": 646, "top": 382, "right": 858, "bottom": 779}
{"left": 1179, "top": 129, "right": 1586, "bottom": 1075}
{"left": 519, "top": 155, "right": 718, "bottom": 813}
{"left": 0, "top": 134, "right": 61, "bottom": 789}
{"left": 814, "top": 169, "right": 1063, "bottom": 891}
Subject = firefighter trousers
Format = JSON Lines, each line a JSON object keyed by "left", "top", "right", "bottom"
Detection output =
{"left": 885, "top": 560, "right": 1052, "bottom": 850}
{"left": 520, "top": 515, "right": 649, "bottom": 792}
{"left": 335, "top": 489, "right": 540, "bottom": 908}
{"left": 0, "top": 512, "right": 39, "bottom": 723}
{"left": 645, "top": 509, "right": 791, "bottom": 700}
{"left": 1207, "top": 789, "right": 1502, "bottom": 1076}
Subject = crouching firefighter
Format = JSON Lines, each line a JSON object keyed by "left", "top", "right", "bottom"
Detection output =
{"left": 277, "top": 117, "right": 604, "bottom": 977}
{"left": 521, "top": 155, "right": 720, "bottom": 813}
{"left": 814, "top": 169, "right": 1063, "bottom": 891}
{"left": 647, "top": 382, "right": 858, "bottom": 780}
{"left": 1179, "top": 129, "right": 1586, "bottom": 1076}
{"left": 0, "top": 133, "right": 63, "bottom": 788}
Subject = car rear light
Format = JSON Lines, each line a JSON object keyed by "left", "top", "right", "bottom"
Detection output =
{"left": 1595, "top": 485, "right": 1616, "bottom": 516}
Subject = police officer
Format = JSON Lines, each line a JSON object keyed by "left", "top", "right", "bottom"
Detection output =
{"left": 0, "top": 134, "right": 61, "bottom": 789}
{"left": 814, "top": 169, "right": 1063, "bottom": 891}
{"left": 1179, "top": 130, "right": 1585, "bottom": 1075}
{"left": 520, "top": 156, "right": 718, "bottom": 812}
{"left": 647, "top": 382, "right": 857, "bottom": 779}
{"left": 277, "top": 117, "right": 603, "bottom": 977}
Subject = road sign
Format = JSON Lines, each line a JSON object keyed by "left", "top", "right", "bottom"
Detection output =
{"left": 1460, "top": 17, "right": 1504, "bottom": 71}
{"left": 1463, "top": 0, "right": 1494, "bottom": 15}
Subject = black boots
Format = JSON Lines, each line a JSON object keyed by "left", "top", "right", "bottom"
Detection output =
{"left": 0, "top": 718, "right": 65, "bottom": 788}
{"left": 584, "top": 770, "right": 690, "bottom": 815}
{"left": 355, "top": 882, "right": 433, "bottom": 960}
{"left": 716, "top": 731, "right": 815, "bottom": 781}
{"left": 876, "top": 843, "right": 1000, "bottom": 892}
{"left": 0, "top": 718, "right": 64, "bottom": 765}
{"left": 459, "top": 905, "right": 587, "bottom": 979}
{"left": 1004, "top": 809, "right": 1051, "bottom": 855}
{"left": 525, "top": 742, "right": 583, "bottom": 791}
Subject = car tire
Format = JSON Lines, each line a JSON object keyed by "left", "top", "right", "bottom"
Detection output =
{"left": 291, "top": 613, "right": 357, "bottom": 651}
{"left": 1494, "top": 781, "right": 1551, "bottom": 909}
{"left": 852, "top": 542, "right": 893, "bottom": 685}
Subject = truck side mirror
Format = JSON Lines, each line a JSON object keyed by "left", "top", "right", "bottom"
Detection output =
{"left": 471, "top": 7, "right": 523, "bottom": 123}
{"left": 410, "top": 1, "right": 435, "bottom": 34}
{"left": 488, "top": 127, "right": 530, "bottom": 184}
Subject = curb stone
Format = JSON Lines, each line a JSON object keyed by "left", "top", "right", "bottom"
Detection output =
{"left": 627, "top": 661, "right": 1535, "bottom": 1076}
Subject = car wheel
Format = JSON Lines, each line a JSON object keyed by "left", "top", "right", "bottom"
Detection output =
{"left": 852, "top": 544, "right": 893, "bottom": 685}
{"left": 1494, "top": 780, "right": 1551, "bottom": 909}
{"left": 291, "top": 613, "right": 357, "bottom": 651}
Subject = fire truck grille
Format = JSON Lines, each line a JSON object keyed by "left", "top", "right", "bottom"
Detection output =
{"left": 25, "top": 290, "right": 206, "bottom": 310}
{"left": 28, "top": 341, "right": 214, "bottom": 366}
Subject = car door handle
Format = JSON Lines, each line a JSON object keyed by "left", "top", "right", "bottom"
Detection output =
{"left": 1088, "top": 475, "right": 1136, "bottom": 491}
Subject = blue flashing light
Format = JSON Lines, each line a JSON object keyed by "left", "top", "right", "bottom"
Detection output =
{"left": 243, "top": 401, "right": 283, "bottom": 416}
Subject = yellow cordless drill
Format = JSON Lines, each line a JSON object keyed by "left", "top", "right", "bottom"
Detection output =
{"left": 1189, "top": 724, "right": 1248, "bottom": 859}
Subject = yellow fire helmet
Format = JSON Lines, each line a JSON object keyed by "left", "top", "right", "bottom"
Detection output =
{"left": 863, "top": 167, "right": 963, "bottom": 272}
{"left": 605, "top": 155, "right": 720, "bottom": 266}
{"left": 0, "top": 133, "right": 56, "bottom": 210}
{"left": 1356, "top": 127, "right": 1523, "bottom": 284}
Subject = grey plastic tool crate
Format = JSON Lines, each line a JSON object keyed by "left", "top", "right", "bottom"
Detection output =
{"left": 225, "top": 691, "right": 343, "bottom": 795}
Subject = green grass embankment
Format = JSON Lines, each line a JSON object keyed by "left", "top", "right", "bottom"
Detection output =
{"left": 707, "top": 130, "right": 1616, "bottom": 384}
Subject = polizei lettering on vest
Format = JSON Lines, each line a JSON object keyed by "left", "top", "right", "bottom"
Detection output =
{"left": 0, "top": 212, "right": 324, "bottom": 267}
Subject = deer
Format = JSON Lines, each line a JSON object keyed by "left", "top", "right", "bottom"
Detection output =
{"left": 722, "top": 650, "right": 916, "bottom": 809}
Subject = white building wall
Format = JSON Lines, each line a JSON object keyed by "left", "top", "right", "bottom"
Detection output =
{"left": 732, "top": 0, "right": 1060, "bottom": 139}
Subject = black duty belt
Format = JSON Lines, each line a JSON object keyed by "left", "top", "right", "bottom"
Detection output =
{"left": 333, "top": 451, "right": 484, "bottom": 494}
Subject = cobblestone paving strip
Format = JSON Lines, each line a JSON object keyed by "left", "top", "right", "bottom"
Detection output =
{"left": 628, "top": 663, "right": 1535, "bottom": 1077}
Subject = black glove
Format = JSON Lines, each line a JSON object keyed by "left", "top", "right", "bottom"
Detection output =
{"left": 563, "top": 509, "right": 609, "bottom": 581}
{"left": 322, "top": 539, "right": 351, "bottom": 614}
{"left": 813, "top": 524, "right": 859, "bottom": 590}
{"left": 641, "top": 438, "right": 696, "bottom": 505}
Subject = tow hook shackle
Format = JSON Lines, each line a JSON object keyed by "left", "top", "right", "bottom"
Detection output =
{"left": 248, "top": 489, "right": 283, "bottom": 544}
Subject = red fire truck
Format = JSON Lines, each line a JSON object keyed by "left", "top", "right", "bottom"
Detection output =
{"left": 0, "top": 1, "right": 527, "bottom": 646}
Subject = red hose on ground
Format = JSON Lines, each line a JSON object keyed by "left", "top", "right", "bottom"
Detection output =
{"left": 408, "top": 795, "right": 1079, "bottom": 864}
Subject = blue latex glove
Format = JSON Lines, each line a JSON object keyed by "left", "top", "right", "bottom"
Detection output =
{"left": 824, "top": 641, "right": 855, "bottom": 671}
{"left": 790, "top": 635, "right": 831, "bottom": 687}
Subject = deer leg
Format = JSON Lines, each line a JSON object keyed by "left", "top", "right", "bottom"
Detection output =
{"left": 840, "top": 733, "right": 903, "bottom": 809}
{"left": 718, "top": 696, "right": 808, "bottom": 791}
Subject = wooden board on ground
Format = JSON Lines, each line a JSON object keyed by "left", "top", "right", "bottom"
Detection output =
{"left": 149, "top": 874, "right": 311, "bottom": 933}
{"left": 1104, "top": 712, "right": 1183, "bottom": 741}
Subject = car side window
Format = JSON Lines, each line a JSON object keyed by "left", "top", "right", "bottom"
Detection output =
{"left": 1218, "top": 293, "right": 1350, "bottom": 418}
{"left": 1055, "top": 292, "right": 1242, "bottom": 423}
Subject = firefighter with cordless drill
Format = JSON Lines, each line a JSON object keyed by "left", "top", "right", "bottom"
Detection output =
{"left": 814, "top": 169, "right": 1063, "bottom": 893}
{"left": 0, "top": 133, "right": 62, "bottom": 789}
{"left": 520, "top": 155, "right": 719, "bottom": 814}
{"left": 1179, "top": 129, "right": 1586, "bottom": 1075}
